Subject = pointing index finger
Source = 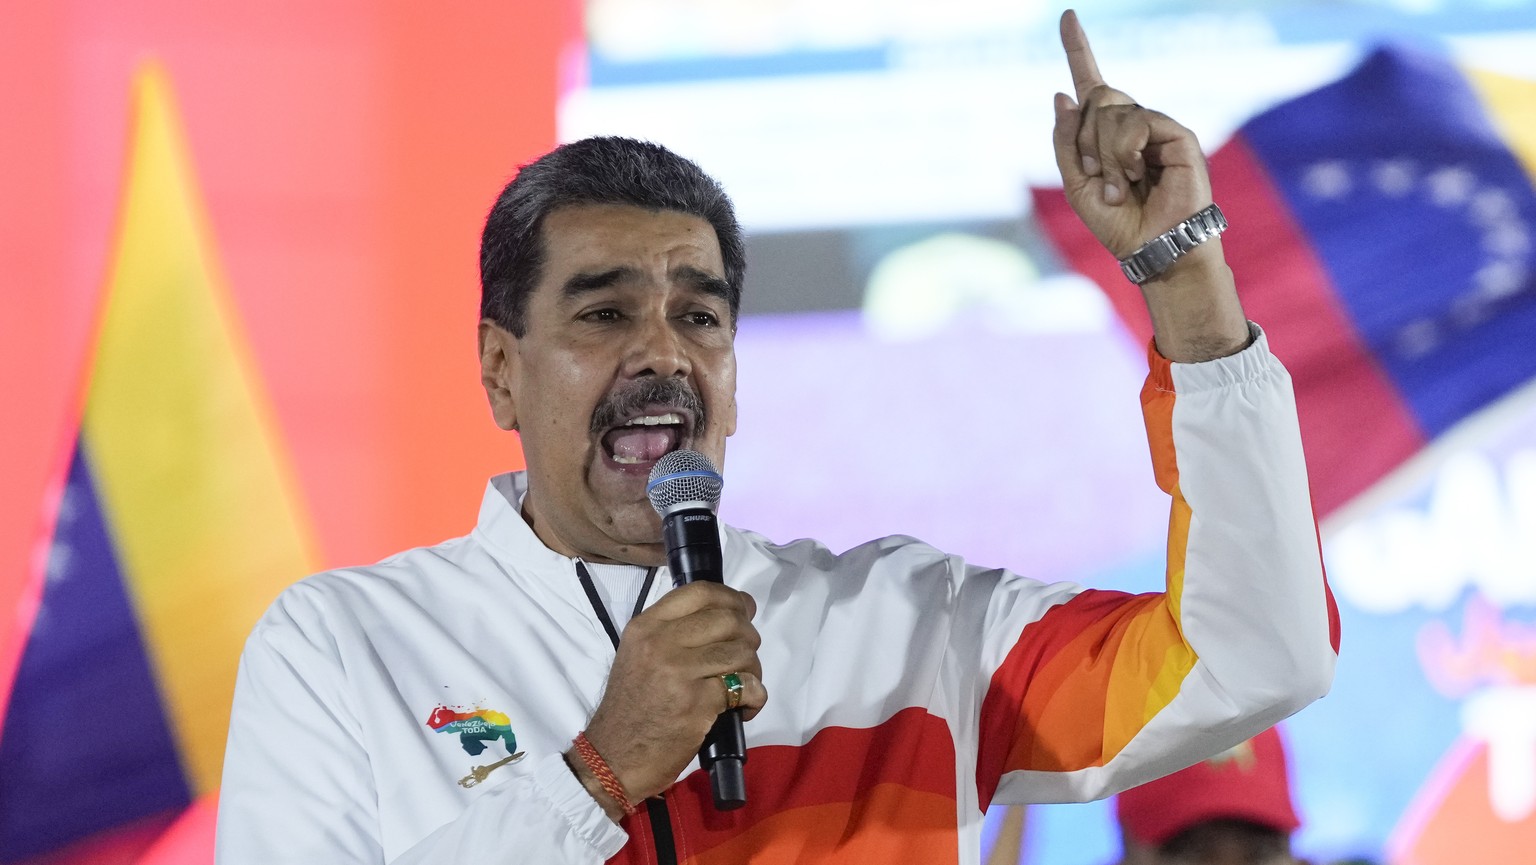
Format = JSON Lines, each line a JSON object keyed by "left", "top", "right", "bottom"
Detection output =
{"left": 1060, "top": 9, "right": 1104, "bottom": 103}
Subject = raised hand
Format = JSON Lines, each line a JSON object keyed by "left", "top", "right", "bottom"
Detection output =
{"left": 1052, "top": 9, "right": 1212, "bottom": 259}
{"left": 1051, "top": 9, "right": 1249, "bottom": 362}
{"left": 571, "top": 581, "right": 767, "bottom": 820}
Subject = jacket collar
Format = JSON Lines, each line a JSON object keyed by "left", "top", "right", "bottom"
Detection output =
{"left": 474, "top": 471, "right": 757, "bottom": 568}
{"left": 472, "top": 472, "right": 576, "bottom": 577}
{"left": 469, "top": 472, "right": 763, "bottom": 616}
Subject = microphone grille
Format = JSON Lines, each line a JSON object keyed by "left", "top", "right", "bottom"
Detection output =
{"left": 646, "top": 450, "right": 723, "bottom": 514}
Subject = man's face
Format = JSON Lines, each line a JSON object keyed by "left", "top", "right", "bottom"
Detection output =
{"left": 479, "top": 203, "right": 738, "bottom": 565}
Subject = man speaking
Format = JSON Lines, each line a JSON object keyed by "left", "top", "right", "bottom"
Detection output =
{"left": 216, "top": 11, "right": 1338, "bottom": 864}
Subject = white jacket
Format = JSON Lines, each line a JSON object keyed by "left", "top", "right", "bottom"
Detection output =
{"left": 216, "top": 328, "right": 1338, "bottom": 864}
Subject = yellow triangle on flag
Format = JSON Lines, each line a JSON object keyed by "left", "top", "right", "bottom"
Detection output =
{"left": 1469, "top": 66, "right": 1536, "bottom": 187}
{"left": 81, "top": 62, "right": 320, "bottom": 796}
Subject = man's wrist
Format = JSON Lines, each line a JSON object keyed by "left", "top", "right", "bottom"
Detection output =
{"left": 1139, "top": 242, "right": 1251, "bottom": 363}
{"left": 563, "top": 748, "right": 629, "bottom": 823}
{"left": 1119, "top": 203, "right": 1229, "bottom": 285}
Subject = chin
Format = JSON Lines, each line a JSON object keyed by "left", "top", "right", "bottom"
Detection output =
{"left": 586, "top": 503, "right": 663, "bottom": 558}
{"left": 613, "top": 509, "right": 664, "bottom": 546}
{"left": 585, "top": 533, "right": 665, "bottom": 567}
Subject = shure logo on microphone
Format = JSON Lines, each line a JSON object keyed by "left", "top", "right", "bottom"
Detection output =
{"left": 682, "top": 514, "right": 712, "bottom": 524}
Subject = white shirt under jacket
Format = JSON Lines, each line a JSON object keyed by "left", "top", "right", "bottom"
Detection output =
{"left": 215, "top": 326, "right": 1338, "bottom": 865}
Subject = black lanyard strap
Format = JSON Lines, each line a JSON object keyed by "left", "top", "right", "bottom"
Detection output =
{"left": 571, "top": 560, "right": 676, "bottom": 864}
{"left": 574, "top": 560, "right": 659, "bottom": 649}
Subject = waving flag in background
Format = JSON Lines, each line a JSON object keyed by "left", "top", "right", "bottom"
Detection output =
{"left": 0, "top": 65, "right": 318, "bottom": 862}
{"left": 1035, "top": 44, "right": 1536, "bottom": 521}
{"left": 1033, "top": 44, "right": 1536, "bottom": 865}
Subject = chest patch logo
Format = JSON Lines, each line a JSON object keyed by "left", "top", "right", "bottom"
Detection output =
{"left": 426, "top": 705, "right": 525, "bottom": 788}
{"left": 426, "top": 705, "right": 518, "bottom": 756}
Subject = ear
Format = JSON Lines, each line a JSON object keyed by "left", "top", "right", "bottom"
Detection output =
{"left": 478, "top": 319, "right": 520, "bottom": 431}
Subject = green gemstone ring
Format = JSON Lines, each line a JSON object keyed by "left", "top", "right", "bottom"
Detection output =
{"left": 719, "top": 672, "right": 744, "bottom": 710}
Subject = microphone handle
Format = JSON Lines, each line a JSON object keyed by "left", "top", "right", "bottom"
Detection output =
{"left": 663, "top": 507, "right": 747, "bottom": 811}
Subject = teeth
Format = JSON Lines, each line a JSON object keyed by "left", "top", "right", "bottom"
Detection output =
{"left": 624, "top": 413, "right": 683, "bottom": 427}
{"left": 612, "top": 454, "right": 644, "bottom": 465}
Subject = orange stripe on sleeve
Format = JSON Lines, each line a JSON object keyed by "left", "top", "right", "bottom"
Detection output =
{"left": 975, "top": 591, "right": 1194, "bottom": 805}
{"left": 1140, "top": 340, "right": 1179, "bottom": 496}
{"left": 976, "top": 340, "right": 1200, "bottom": 806}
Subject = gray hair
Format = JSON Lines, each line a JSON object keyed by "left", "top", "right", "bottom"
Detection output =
{"left": 479, "top": 136, "right": 746, "bottom": 336}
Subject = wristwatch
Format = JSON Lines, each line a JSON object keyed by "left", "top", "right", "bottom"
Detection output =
{"left": 1117, "top": 203, "right": 1228, "bottom": 285}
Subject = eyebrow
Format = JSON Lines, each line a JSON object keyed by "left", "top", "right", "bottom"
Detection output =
{"left": 561, "top": 267, "right": 636, "bottom": 299}
{"left": 559, "top": 265, "right": 731, "bottom": 303}
{"left": 674, "top": 266, "right": 732, "bottom": 304}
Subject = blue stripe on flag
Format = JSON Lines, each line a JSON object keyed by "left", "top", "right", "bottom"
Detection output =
{"left": 0, "top": 444, "right": 191, "bottom": 860}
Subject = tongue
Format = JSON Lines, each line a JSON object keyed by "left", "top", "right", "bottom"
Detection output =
{"left": 604, "top": 426, "right": 679, "bottom": 462}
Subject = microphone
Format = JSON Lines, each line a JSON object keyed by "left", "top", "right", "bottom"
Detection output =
{"left": 646, "top": 450, "right": 747, "bottom": 811}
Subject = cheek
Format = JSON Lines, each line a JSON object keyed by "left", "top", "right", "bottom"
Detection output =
{"left": 711, "top": 357, "right": 738, "bottom": 437}
{"left": 521, "top": 354, "right": 601, "bottom": 441}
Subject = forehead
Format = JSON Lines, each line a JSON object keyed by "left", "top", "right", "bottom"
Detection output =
{"left": 537, "top": 203, "right": 724, "bottom": 282}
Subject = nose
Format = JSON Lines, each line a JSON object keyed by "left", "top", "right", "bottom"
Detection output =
{"left": 622, "top": 312, "right": 690, "bottom": 380}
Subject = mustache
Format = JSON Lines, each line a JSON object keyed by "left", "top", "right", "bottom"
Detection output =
{"left": 589, "top": 378, "right": 705, "bottom": 434}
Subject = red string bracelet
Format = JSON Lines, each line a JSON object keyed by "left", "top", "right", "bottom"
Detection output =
{"left": 573, "top": 731, "right": 637, "bottom": 816}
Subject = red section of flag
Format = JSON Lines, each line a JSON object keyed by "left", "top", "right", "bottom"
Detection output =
{"left": 133, "top": 795, "right": 219, "bottom": 865}
{"left": 1033, "top": 135, "right": 1427, "bottom": 518}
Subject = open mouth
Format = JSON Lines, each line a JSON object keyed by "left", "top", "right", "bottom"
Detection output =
{"left": 599, "top": 410, "right": 690, "bottom": 470}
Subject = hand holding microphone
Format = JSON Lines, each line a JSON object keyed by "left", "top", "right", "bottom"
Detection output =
{"left": 574, "top": 450, "right": 762, "bottom": 819}
{"left": 647, "top": 450, "right": 752, "bottom": 810}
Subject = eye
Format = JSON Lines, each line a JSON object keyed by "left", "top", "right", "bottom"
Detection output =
{"left": 580, "top": 308, "right": 622, "bottom": 323}
{"left": 683, "top": 310, "right": 720, "bottom": 328}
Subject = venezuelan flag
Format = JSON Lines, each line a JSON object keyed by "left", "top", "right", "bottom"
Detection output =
{"left": 1034, "top": 45, "right": 1536, "bottom": 520}
{"left": 0, "top": 65, "right": 317, "bottom": 860}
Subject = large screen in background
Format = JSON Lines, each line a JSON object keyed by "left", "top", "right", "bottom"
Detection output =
{"left": 565, "top": 3, "right": 1536, "bottom": 864}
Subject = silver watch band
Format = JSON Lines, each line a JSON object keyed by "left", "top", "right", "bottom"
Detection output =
{"left": 1118, "top": 203, "right": 1228, "bottom": 285}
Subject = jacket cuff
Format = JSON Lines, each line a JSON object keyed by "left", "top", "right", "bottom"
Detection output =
{"left": 526, "top": 750, "right": 628, "bottom": 858}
